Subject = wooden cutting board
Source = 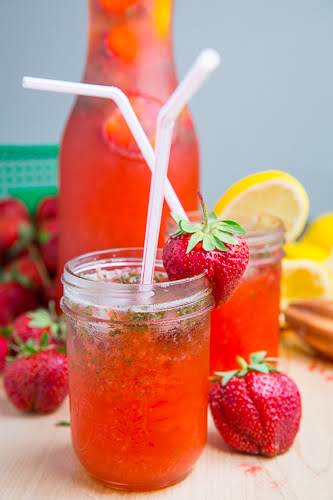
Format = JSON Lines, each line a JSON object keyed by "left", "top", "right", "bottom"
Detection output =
{"left": 0, "top": 348, "right": 332, "bottom": 500}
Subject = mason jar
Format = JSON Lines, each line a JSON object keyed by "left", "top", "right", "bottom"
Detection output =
{"left": 61, "top": 248, "right": 213, "bottom": 491}
{"left": 166, "top": 213, "right": 285, "bottom": 373}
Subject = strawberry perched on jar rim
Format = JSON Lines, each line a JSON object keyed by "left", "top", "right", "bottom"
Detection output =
{"left": 163, "top": 195, "right": 249, "bottom": 305}
{"left": 209, "top": 351, "right": 302, "bottom": 457}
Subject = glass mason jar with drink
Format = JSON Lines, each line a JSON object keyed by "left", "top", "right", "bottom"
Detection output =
{"left": 210, "top": 215, "right": 285, "bottom": 372}
{"left": 166, "top": 213, "right": 285, "bottom": 373}
{"left": 61, "top": 249, "right": 213, "bottom": 490}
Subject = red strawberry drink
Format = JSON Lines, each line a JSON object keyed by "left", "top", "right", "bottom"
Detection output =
{"left": 59, "top": 0, "right": 200, "bottom": 281}
{"left": 211, "top": 215, "right": 285, "bottom": 372}
{"left": 166, "top": 211, "right": 284, "bottom": 372}
{"left": 61, "top": 249, "right": 213, "bottom": 490}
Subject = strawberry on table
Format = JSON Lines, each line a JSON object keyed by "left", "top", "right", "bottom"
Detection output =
{"left": 42, "top": 279, "right": 56, "bottom": 306}
{"left": 0, "top": 198, "right": 29, "bottom": 220}
{"left": 10, "top": 308, "right": 66, "bottom": 348}
{"left": 3, "top": 251, "right": 49, "bottom": 290}
{"left": 0, "top": 216, "right": 34, "bottom": 260}
{"left": 163, "top": 195, "right": 249, "bottom": 305}
{"left": 0, "top": 335, "right": 9, "bottom": 371}
{"left": 209, "top": 351, "right": 302, "bottom": 457}
{"left": 0, "top": 282, "right": 38, "bottom": 327}
{"left": 36, "top": 196, "right": 58, "bottom": 222}
{"left": 4, "top": 334, "right": 68, "bottom": 414}
{"left": 37, "top": 219, "right": 58, "bottom": 275}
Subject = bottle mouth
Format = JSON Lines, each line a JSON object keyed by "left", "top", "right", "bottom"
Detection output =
{"left": 62, "top": 248, "right": 212, "bottom": 315}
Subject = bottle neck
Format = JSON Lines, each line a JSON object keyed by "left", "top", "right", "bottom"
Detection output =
{"left": 85, "top": 0, "right": 176, "bottom": 100}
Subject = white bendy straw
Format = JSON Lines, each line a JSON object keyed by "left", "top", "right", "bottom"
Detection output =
{"left": 22, "top": 77, "right": 187, "bottom": 219}
{"left": 141, "top": 49, "right": 221, "bottom": 285}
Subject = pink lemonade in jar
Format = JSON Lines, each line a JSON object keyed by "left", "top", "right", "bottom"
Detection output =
{"left": 62, "top": 249, "right": 213, "bottom": 490}
{"left": 165, "top": 213, "right": 284, "bottom": 373}
{"left": 210, "top": 217, "right": 284, "bottom": 372}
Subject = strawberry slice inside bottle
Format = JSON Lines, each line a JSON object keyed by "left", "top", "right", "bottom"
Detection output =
{"left": 103, "top": 96, "right": 162, "bottom": 157}
{"left": 105, "top": 25, "right": 138, "bottom": 63}
{"left": 100, "top": 0, "right": 138, "bottom": 15}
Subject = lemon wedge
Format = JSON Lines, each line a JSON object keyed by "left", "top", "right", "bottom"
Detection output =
{"left": 285, "top": 241, "right": 330, "bottom": 262}
{"left": 302, "top": 212, "right": 333, "bottom": 252}
{"left": 214, "top": 170, "right": 309, "bottom": 241}
{"left": 282, "top": 258, "right": 333, "bottom": 306}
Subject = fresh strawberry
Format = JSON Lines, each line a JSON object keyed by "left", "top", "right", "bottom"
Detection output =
{"left": 0, "top": 198, "right": 29, "bottom": 219}
{"left": 0, "top": 335, "right": 9, "bottom": 370}
{"left": 10, "top": 308, "right": 66, "bottom": 348}
{"left": 0, "top": 282, "right": 38, "bottom": 327}
{"left": 42, "top": 280, "right": 56, "bottom": 306}
{"left": 37, "top": 219, "right": 58, "bottom": 275}
{"left": 163, "top": 196, "right": 249, "bottom": 304}
{"left": 3, "top": 251, "right": 49, "bottom": 290}
{"left": 4, "top": 334, "right": 68, "bottom": 414}
{"left": 36, "top": 196, "right": 58, "bottom": 222}
{"left": 209, "top": 351, "right": 302, "bottom": 457}
{"left": 0, "top": 216, "right": 34, "bottom": 259}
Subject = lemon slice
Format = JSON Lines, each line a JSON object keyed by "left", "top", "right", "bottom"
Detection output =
{"left": 282, "top": 258, "right": 333, "bottom": 306}
{"left": 285, "top": 241, "right": 330, "bottom": 262}
{"left": 302, "top": 212, "right": 333, "bottom": 251}
{"left": 214, "top": 170, "right": 309, "bottom": 241}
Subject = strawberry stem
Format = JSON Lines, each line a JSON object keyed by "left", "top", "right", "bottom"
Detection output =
{"left": 198, "top": 193, "right": 209, "bottom": 231}
{"left": 212, "top": 351, "right": 280, "bottom": 386}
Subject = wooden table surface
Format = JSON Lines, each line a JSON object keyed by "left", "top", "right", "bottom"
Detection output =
{"left": 1, "top": 348, "right": 333, "bottom": 500}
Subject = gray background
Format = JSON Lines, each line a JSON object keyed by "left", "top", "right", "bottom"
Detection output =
{"left": 1, "top": 0, "right": 332, "bottom": 215}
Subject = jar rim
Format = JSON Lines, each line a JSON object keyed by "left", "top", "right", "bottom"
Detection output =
{"left": 62, "top": 247, "right": 207, "bottom": 291}
{"left": 61, "top": 248, "right": 212, "bottom": 312}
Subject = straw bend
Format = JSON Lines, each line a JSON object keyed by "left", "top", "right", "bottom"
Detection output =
{"left": 157, "top": 48, "right": 221, "bottom": 126}
{"left": 141, "top": 48, "right": 221, "bottom": 285}
{"left": 21, "top": 76, "right": 188, "bottom": 219}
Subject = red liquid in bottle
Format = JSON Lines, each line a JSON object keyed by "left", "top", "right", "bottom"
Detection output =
{"left": 58, "top": 0, "right": 199, "bottom": 284}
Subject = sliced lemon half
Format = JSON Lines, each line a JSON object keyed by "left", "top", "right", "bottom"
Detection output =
{"left": 285, "top": 241, "right": 330, "bottom": 262}
{"left": 282, "top": 258, "right": 333, "bottom": 307}
{"left": 302, "top": 212, "right": 333, "bottom": 251}
{"left": 214, "top": 170, "right": 309, "bottom": 241}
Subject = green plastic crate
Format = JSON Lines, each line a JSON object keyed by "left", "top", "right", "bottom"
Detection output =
{"left": 0, "top": 145, "right": 59, "bottom": 213}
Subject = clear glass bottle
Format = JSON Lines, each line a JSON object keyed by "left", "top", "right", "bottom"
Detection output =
{"left": 58, "top": 0, "right": 200, "bottom": 289}
{"left": 61, "top": 248, "right": 213, "bottom": 490}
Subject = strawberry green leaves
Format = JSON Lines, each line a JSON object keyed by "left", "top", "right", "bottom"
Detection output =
{"left": 210, "top": 351, "right": 279, "bottom": 386}
{"left": 187, "top": 232, "right": 205, "bottom": 252}
{"left": 29, "top": 309, "right": 53, "bottom": 329}
{"left": 171, "top": 196, "right": 245, "bottom": 255}
{"left": 12, "top": 331, "right": 50, "bottom": 357}
{"left": 37, "top": 229, "right": 51, "bottom": 245}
